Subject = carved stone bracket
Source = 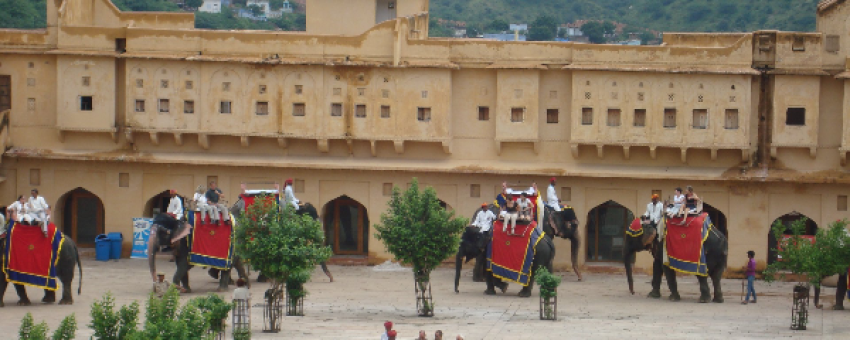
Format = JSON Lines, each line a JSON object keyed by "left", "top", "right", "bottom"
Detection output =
{"left": 149, "top": 132, "right": 159, "bottom": 146}
{"left": 125, "top": 128, "right": 135, "bottom": 144}
{"left": 394, "top": 140, "right": 404, "bottom": 154}
{"left": 710, "top": 148, "right": 718, "bottom": 161}
{"left": 277, "top": 137, "right": 288, "bottom": 149}
{"left": 570, "top": 144, "right": 579, "bottom": 158}
{"left": 317, "top": 139, "right": 329, "bottom": 153}
{"left": 442, "top": 140, "right": 452, "bottom": 154}
{"left": 623, "top": 146, "right": 630, "bottom": 160}
{"left": 370, "top": 140, "right": 378, "bottom": 157}
{"left": 649, "top": 146, "right": 657, "bottom": 160}
{"left": 346, "top": 139, "right": 354, "bottom": 155}
{"left": 173, "top": 133, "right": 183, "bottom": 146}
{"left": 198, "top": 133, "right": 210, "bottom": 150}
{"left": 809, "top": 147, "right": 817, "bottom": 159}
{"left": 240, "top": 136, "right": 250, "bottom": 148}
{"left": 680, "top": 148, "right": 688, "bottom": 163}
{"left": 596, "top": 144, "right": 604, "bottom": 159}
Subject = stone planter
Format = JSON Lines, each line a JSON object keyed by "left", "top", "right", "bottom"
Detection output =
{"left": 539, "top": 295, "right": 557, "bottom": 321}
{"left": 791, "top": 283, "right": 810, "bottom": 330}
{"left": 262, "top": 288, "right": 283, "bottom": 333}
{"left": 415, "top": 272, "right": 434, "bottom": 317}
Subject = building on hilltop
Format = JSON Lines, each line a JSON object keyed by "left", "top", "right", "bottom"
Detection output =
{"left": 2, "top": 0, "right": 850, "bottom": 272}
{"left": 199, "top": 0, "right": 223, "bottom": 13}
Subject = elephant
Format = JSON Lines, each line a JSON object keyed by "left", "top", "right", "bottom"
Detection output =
{"left": 624, "top": 216, "right": 728, "bottom": 303}
{"left": 454, "top": 204, "right": 577, "bottom": 294}
{"left": 0, "top": 234, "right": 83, "bottom": 306}
{"left": 147, "top": 214, "right": 250, "bottom": 293}
{"left": 229, "top": 199, "right": 333, "bottom": 282}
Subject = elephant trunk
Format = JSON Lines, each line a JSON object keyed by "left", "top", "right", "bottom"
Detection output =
{"left": 454, "top": 250, "right": 463, "bottom": 293}
{"left": 75, "top": 244, "right": 83, "bottom": 295}
{"left": 147, "top": 229, "right": 159, "bottom": 283}
{"left": 625, "top": 250, "right": 635, "bottom": 295}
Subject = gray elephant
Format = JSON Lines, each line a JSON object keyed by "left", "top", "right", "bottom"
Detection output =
{"left": 624, "top": 214, "right": 728, "bottom": 303}
{"left": 0, "top": 234, "right": 83, "bottom": 306}
{"left": 147, "top": 214, "right": 249, "bottom": 292}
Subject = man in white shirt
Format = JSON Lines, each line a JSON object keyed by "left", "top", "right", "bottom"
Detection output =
{"left": 205, "top": 181, "right": 230, "bottom": 224}
{"left": 283, "top": 178, "right": 300, "bottom": 211}
{"left": 193, "top": 185, "right": 215, "bottom": 223}
{"left": 8, "top": 195, "right": 27, "bottom": 223}
{"left": 28, "top": 189, "right": 51, "bottom": 235}
{"left": 471, "top": 203, "right": 496, "bottom": 234}
{"left": 546, "top": 177, "right": 561, "bottom": 211}
{"left": 644, "top": 194, "right": 664, "bottom": 234}
{"left": 167, "top": 190, "right": 184, "bottom": 221}
{"left": 517, "top": 192, "right": 533, "bottom": 222}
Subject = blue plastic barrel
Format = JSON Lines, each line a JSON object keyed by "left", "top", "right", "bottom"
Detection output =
{"left": 95, "top": 234, "right": 110, "bottom": 262}
{"left": 107, "top": 232, "right": 123, "bottom": 260}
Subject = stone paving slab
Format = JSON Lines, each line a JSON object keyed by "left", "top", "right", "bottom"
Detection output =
{"left": 0, "top": 258, "right": 847, "bottom": 339}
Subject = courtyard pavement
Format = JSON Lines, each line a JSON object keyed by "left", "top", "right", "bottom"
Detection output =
{"left": 1, "top": 258, "right": 848, "bottom": 339}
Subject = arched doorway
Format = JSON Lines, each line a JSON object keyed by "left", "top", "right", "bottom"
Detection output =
{"left": 143, "top": 190, "right": 187, "bottom": 217}
{"left": 586, "top": 200, "right": 634, "bottom": 262}
{"left": 58, "top": 188, "right": 105, "bottom": 248}
{"left": 322, "top": 196, "right": 369, "bottom": 256}
{"left": 438, "top": 200, "right": 453, "bottom": 211}
{"left": 702, "top": 203, "right": 728, "bottom": 236}
{"left": 767, "top": 212, "right": 818, "bottom": 265}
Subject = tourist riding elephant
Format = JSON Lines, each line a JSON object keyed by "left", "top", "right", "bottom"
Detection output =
{"left": 147, "top": 214, "right": 250, "bottom": 292}
{"left": 623, "top": 217, "right": 728, "bottom": 303}
{"left": 0, "top": 234, "right": 83, "bottom": 306}
{"left": 229, "top": 198, "right": 333, "bottom": 282}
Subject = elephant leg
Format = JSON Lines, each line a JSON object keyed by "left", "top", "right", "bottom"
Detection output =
{"left": 518, "top": 275, "right": 535, "bottom": 298}
{"left": 814, "top": 285, "right": 822, "bottom": 309}
{"left": 232, "top": 257, "right": 251, "bottom": 288}
{"left": 173, "top": 256, "right": 192, "bottom": 293}
{"left": 42, "top": 289, "right": 56, "bottom": 304}
{"left": 15, "top": 284, "right": 31, "bottom": 305}
{"left": 483, "top": 270, "right": 497, "bottom": 295}
{"left": 208, "top": 268, "right": 220, "bottom": 280}
{"left": 257, "top": 273, "right": 269, "bottom": 283}
{"left": 218, "top": 269, "right": 232, "bottom": 292}
{"left": 663, "top": 267, "right": 680, "bottom": 301}
{"left": 710, "top": 269, "right": 724, "bottom": 303}
{"left": 0, "top": 276, "right": 7, "bottom": 307}
{"left": 697, "top": 275, "right": 711, "bottom": 303}
{"left": 570, "top": 235, "right": 582, "bottom": 281}
{"left": 834, "top": 273, "right": 847, "bottom": 310}
{"left": 320, "top": 262, "right": 334, "bottom": 282}
{"left": 648, "top": 252, "right": 663, "bottom": 299}
{"left": 473, "top": 257, "right": 485, "bottom": 282}
{"left": 454, "top": 250, "right": 464, "bottom": 293}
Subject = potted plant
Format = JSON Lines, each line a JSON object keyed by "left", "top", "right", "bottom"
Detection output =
{"left": 285, "top": 269, "right": 310, "bottom": 316}
{"left": 192, "top": 293, "right": 233, "bottom": 339}
{"left": 375, "top": 178, "right": 468, "bottom": 317}
{"left": 535, "top": 268, "right": 560, "bottom": 320}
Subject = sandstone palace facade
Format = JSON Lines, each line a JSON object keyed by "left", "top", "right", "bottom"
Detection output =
{"left": 1, "top": 0, "right": 850, "bottom": 273}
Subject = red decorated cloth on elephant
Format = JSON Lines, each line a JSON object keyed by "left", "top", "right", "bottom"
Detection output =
{"left": 626, "top": 218, "right": 644, "bottom": 237}
{"left": 188, "top": 212, "right": 234, "bottom": 270}
{"left": 240, "top": 193, "right": 280, "bottom": 213}
{"left": 664, "top": 213, "right": 710, "bottom": 276}
{"left": 2, "top": 222, "right": 64, "bottom": 291}
{"left": 486, "top": 220, "right": 543, "bottom": 286}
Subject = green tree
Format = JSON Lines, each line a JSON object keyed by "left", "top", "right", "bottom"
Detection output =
{"left": 639, "top": 31, "right": 656, "bottom": 45}
{"left": 527, "top": 15, "right": 558, "bottom": 41}
{"left": 581, "top": 21, "right": 606, "bottom": 44}
{"left": 485, "top": 18, "right": 509, "bottom": 33}
{"left": 233, "top": 195, "right": 332, "bottom": 324}
{"left": 764, "top": 219, "right": 850, "bottom": 288}
{"left": 466, "top": 26, "right": 481, "bottom": 38}
{"left": 269, "top": 0, "right": 285, "bottom": 11}
{"left": 248, "top": 4, "right": 264, "bottom": 17}
{"left": 185, "top": 0, "right": 204, "bottom": 10}
{"left": 374, "top": 178, "right": 468, "bottom": 316}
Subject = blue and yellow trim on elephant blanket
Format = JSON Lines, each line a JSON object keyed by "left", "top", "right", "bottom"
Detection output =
{"left": 486, "top": 221, "right": 544, "bottom": 287}
{"left": 2, "top": 220, "right": 65, "bottom": 291}
{"left": 187, "top": 212, "right": 235, "bottom": 270}
{"left": 664, "top": 213, "right": 711, "bottom": 277}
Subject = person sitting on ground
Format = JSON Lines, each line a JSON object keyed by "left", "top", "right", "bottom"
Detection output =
{"left": 380, "top": 321, "right": 393, "bottom": 340}
{"left": 193, "top": 185, "right": 215, "bottom": 223}
{"left": 472, "top": 203, "right": 497, "bottom": 235}
{"left": 503, "top": 198, "right": 519, "bottom": 234}
{"left": 667, "top": 187, "right": 685, "bottom": 218}
{"left": 434, "top": 330, "right": 443, "bottom": 340}
{"left": 517, "top": 192, "right": 533, "bottom": 222}
{"left": 283, "top": 178, "right": 300, "bottom": 211}
{"left": 205, "top": 181, "right": 231, "bottom": 224}
{"left": 28, "top": 189, "right": 51, "bottom": 237}
{"left": 153, "top": 272, "right": 170, "bottom": 297}
{"left": 416, "top": 330, "right": 428, "bottom": 340}
{"left": 682, "top": 185, "right": 701, "bottom": 215}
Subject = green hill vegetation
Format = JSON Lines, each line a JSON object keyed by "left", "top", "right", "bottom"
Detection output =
{"left": 0, "top": 0, "right": 823, "bottom": 36}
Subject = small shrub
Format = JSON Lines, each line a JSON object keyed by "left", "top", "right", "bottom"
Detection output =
{"left": 20, "top": 313, "right": 77, "bottom": 340}
{"left": 535, "top": 268, "right": 561, "bottom": 320}
{"left": 233, "top": 327, "right": 252, "bottom": 340}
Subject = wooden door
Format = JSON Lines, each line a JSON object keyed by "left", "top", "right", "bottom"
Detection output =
{"left": 332, "top": 199, "right": 366, "bottom": 255}
{"left": 71, "top": 192, "right": 104, "bottom": 247}
{"left": 0, "top": 75, "right": 11, "bottom": 112}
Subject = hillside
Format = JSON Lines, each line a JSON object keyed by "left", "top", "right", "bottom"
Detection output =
{"left": 430, "top": 0, "right": 821, "bottom": 33}
{"left": 0, "top": 0, "right": 824, "bottom": 34}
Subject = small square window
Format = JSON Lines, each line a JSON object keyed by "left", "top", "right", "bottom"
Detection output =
{"left": 136, "top": 79, "right": 143, "bottom": 88}
{"left": 185, "top": 81, "right": 193, "bottom": 90}
{"left": 417, "top": 107, "right": 431, "bottom": 121}
{"left": 547, "top": 109, "right": 559, "bottom": 124}
{"left": 607, "top": 109, "right": 621, "bottom": 127}
{"left": 119, "top": 173, "right": 130, "bottom": 188}
{"left": 786, "top": 107, "right": 806, "bottom": 126}
{"left": 160, "top": 80, "right": 169, "bottom": 89}
{"left": 668, "top": 93, "right": 675, "bottom": 101}
{"left": 29, "top": 169, "right": 40, "bottom": 186}
{"left": 158, "top": 99, "right": 170, "bottom": 113}
{"left": 358, "top": 88, "right": 365, "bottom": 96}
{"left": 223, "top": 82, "right": 231, "bottom": 92}
{"left": 422, "top": 91, "right": 428, "bottom": 99}
{"left": 792, "top": 36, "right": 806, "bottom": 52}
{"left": 510, "top": 108, "right": 524, "bottom": 123}
{"left": 80, "top": 96, "right": 93, "bottom": 111}
{"left": 294, "top": 85, "right": 301, "bottom": 94}
{"left": 697, "top": 94, "right": 704, "bottom": 103}
{"left": 82, "top": 76, "right": 90, "bottom": 86}
{"left": 664, "top": 108, "right": 677, "bottom": 128}
{"left": 730, "top": 95, "right": 736, "bottom": 103}
{"left": 184, "top": 100, "right": 194, "bottom": 114}
{"left": 355, "top": 104, "right": 366, "bottom": 118}
{"left": 585, "top": 92, "right": 591, "bottom": 100}
{"left": 292, "top": 103, "right": 306, "bottom": 116}
{"left": 382, "top": 89, "right": 390, "bottom": 98}
{"left": 331, "top": 103, "right": 342, "bottom": 116}
{"left": 638, "top": 92, "right": 644, "bottom": 101}
{"left": 561, "top": 187, "right": 571, "bottom": 202}
{"left": 826, "top": 35, "right": 840, "bottom": 53}
{"left": 839, "top": 195, "right": 848, "bottom": 211}
{"left": 478, "top": 106, "right": 490, "bottom": 121}
{"left": 333, "top": 88, "right": 341, "bottom": 96}
{"left": 259, "top": 85, "right": 267, "bottom": 94}
{"left": 28, "top": 62, "right": 34, "bottom": 69}
{"left": 724, "top": 109, "right": 739, "bottom": 129}
{"left": 294, "top": 179, "right": 305, "bottom": 193}
{"left": 581, "top": 107, "right": 593, "bottom": 125}
{"left": 27, "top": 98, "right": 35, "bottom": 111}
{"left": 135, "top": 100, "right": 145, "bottom": 112}
{"left": 256, "top": 101, "right": 269, "bottom": 115}
{"left": 692, "top": 109, "right": 708, "bottom": 129}
{"left": 633, "top": 109, "right": 646, "bottom": 127}
{"left": 470, "top": 184, "right": 481, "bottom": 198}
{"left": 381, "top": 105, "right": 391, "bottom": 118}
{"left": 27, "top": 78, "right": 35, "bottom": 86}
{"left": 382, "top": 183, "right": 393, "bottom": 196}
{"left": 220, "top": 101, "right": 232, "bottom": 114}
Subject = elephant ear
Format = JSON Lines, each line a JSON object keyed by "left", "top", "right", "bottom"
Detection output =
{"left": 625, "top": 218, "right": 645, "bottom": 238}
